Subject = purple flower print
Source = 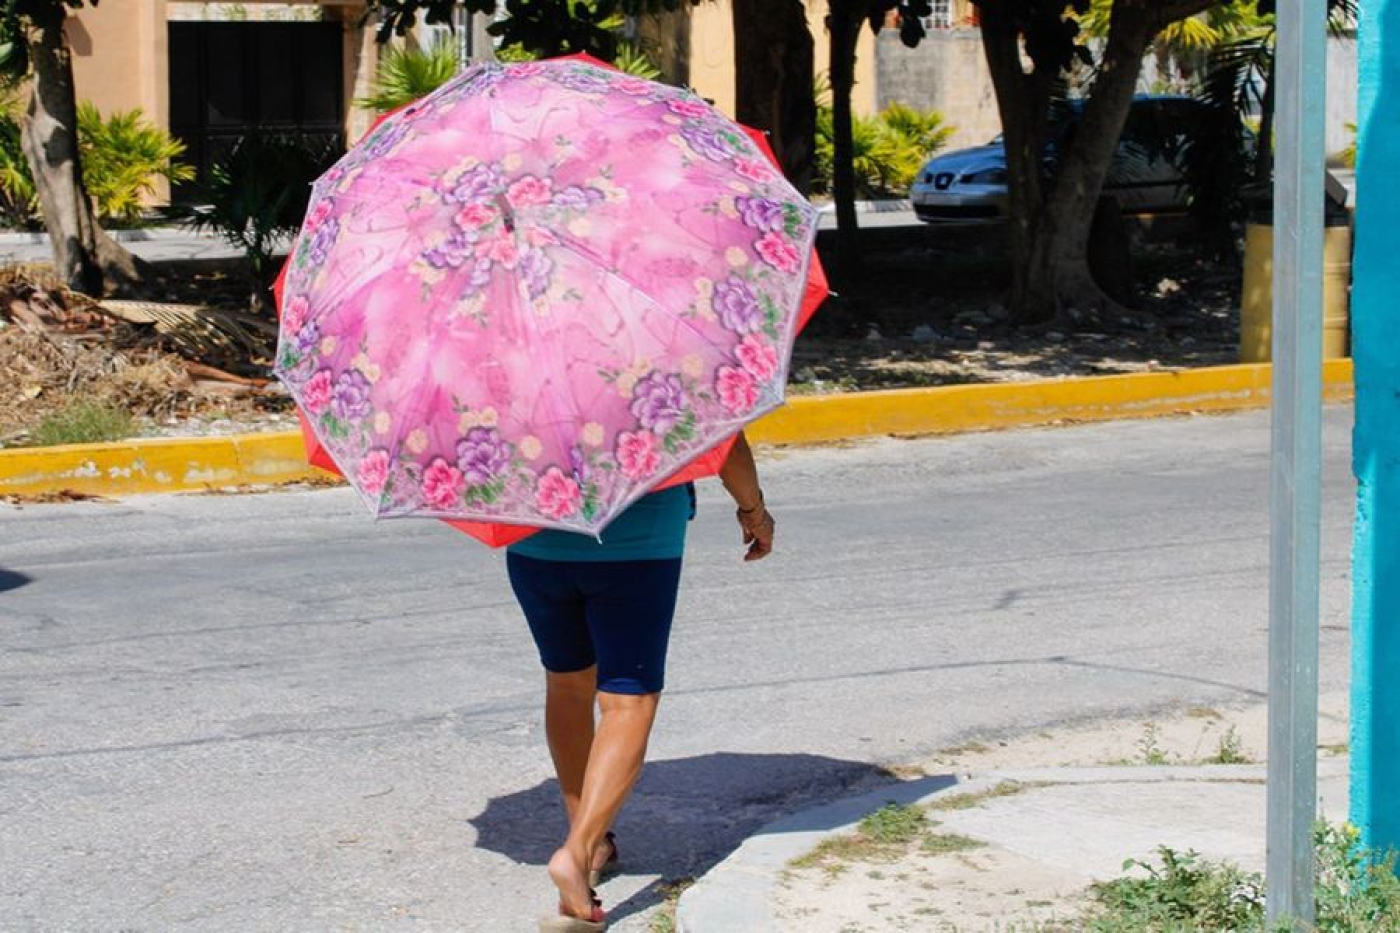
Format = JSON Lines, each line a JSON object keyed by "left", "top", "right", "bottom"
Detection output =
{"left": 452, "top": 63, "right": 507, "bottom": 99}
{"left": 735, "top": 196, "right": 785, "bottom": 232}
{"left": 294, "top": 321, "right": 321, "bottom": 355}
{"left": 448, "top": 163, "right": 504, "bottom": 205}
{"left": 518, "top": 249, "right": 554, "bottom": 300}
{"left": 681, "top": 124, "right": 736, "bottom": 162}
{"left": 569, "top": 446, "right": 589, "bottom": 484}
{"left": 455, "top": 427, "right": 511, "bottom": 486}
{"left": 552, "top": 185, "right": 606, "bottom": 210}
{"left": 550, "top": 67, "right": 613, "bottom": 94}
{"left": 361, "top": 120, "right": 412, "bottom": 160}
{"left": 712, "top": 275, "right": 763, "bottom": 334}
{"left": 331, "top": 370, "right": 373, "bottom": 421}
{"left": 630, "top": 372, "right": 688, "bottom": 436}
{"left": 306, "top": 219, "right": 340, "bottom": 266}
{"left": 464, "top": 258, "right": 493, "bottom": 296}
{"left": 422, "top": 231, "right": 473, "bottom": 270}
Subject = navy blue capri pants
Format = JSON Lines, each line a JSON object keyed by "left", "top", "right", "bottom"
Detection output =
{"left": 507, "top": 553, "right": 683, "bottom": 696}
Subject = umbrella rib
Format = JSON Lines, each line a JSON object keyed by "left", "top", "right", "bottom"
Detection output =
{"left": 547, "top": 231, "right": 745, "bottom": 367}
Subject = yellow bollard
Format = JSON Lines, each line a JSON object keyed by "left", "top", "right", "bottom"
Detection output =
{"left": 1240, "top": 220, "right": 1353, "bottom": 362}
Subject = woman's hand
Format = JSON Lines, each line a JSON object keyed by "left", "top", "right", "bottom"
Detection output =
{"left": 719, "top": 431, "right": 774, "bottom": 561}
{"left": 736, "top": 500, "right": 775, "bottom": 561}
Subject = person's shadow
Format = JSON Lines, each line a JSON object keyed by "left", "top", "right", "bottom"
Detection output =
{"left": 469, "top": 750, "right": 928, "bottom": 923}
{"left": 0, "top": 569, "right": 32, "bottom": 593}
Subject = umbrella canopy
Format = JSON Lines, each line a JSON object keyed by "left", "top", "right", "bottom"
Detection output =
{"left": 274, "top": 55, "right": 826, "bottom": 543}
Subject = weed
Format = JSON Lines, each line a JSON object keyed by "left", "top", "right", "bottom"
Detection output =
{"left": 788, "top": 803, "right": 930, "bottom": 876}
{"left": 1136, "top": 722, "right": 1170, "bottom": 765}
{"left": 647, "top": 876, "right": 695, "bottom": 933}
{"left": 928, "top": 781, "right": 1032, "bottom": 811}
{"left": 28, "top": 400, "right": 133, "bottom": 447}
{"left": 1207, "top": 725, "right": 1251, "bottom": 764}
{"left": 921, "top": 832, "right": 985, "bottom": 855}
{"left": 1081, "top": 821, "right": 1400, "bottom": 932}
{"left": 1186, "top": 706, "right": 1223, "bottom": 720}
{"left": 1321, "top": 743, "right": 1350, "bottom": 756}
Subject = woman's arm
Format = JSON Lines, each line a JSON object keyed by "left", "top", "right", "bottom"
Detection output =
{"left": 718, "top": 431, "right": 775, "bottom": 561}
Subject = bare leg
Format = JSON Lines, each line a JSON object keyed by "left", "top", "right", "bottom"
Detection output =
{"left": 547, "top": 690, "right": 660, "bottom": 918}
{"left": 544, "top": 669, "right": 626, "bottom": 878}
{"left": 545, "top": 667, "right": 597, "bottom": 823}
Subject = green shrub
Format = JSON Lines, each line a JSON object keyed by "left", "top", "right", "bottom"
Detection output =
{"left": 77, "top": 102, "right": 195, "bottom": 225}
{"left": 28, "top": 401, "right": 134, "bottom": 447}
{"left": 813, "top": 95, "right": 956, "bottom": 198}
{"left": 167, "top": 134, "right": 335, "bottom": 311}
{"left": 1083, "top": 822, "right": 1400, "bottom": 932}
{"left": 0, "top": 99, "right": 192, "bottom": 229}
{"left": 358, "top": 40, "right": 460, "bottom": 113}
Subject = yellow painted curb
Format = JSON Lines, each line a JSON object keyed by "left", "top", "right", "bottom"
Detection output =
{"left": 0, "top": 360, "right": 1354, "bottom": 499}
{"left": 749, "top": 358, "right": 1355, "bottom": 446}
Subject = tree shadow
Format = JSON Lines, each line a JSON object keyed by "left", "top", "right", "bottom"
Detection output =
{"left": 0, "top": 569, "right": 32, "bottom": 593}
{"left": 468, "top": 750, "right": 899, "bottom": 923}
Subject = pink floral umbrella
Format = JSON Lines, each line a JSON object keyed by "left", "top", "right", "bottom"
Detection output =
{"left": 274, "top": 55, "right": 826, "bottom": 541}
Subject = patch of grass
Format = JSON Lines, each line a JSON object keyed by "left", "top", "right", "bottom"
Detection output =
{"left": 647, "top": 876, "right": 695, "bottom": 933}
{"left": 1206, "top": 725, "right": 1251, "bottom": 765}
{"left": 1081, "top": 821, "right": 1400, "bottom": 932}
{"left": 788, "top": 802, "right": 931, "bottom": 876}
{"left": 927, "top": 780, "right": 1031, "bottom": 811}
{"left": 27, "top": 400, "right": 133, "bottom": 447}
{"left": 921, "top": 831, "right": 985, "bottom": 855}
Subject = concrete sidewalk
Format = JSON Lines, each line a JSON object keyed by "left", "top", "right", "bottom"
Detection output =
{"left": 678, "top": 694, "right": 1353, "bottom": 931}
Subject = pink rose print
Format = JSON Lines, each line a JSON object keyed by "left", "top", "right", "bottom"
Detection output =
{"left": 536, "top": 467, "right": 582, "bottom": 520}
{"left": 715, "top": 366, "right": 759, "bottom": 414}
{"left": 736, "top": 333, "right": 780, "bottom": 381}
{"left": 303, "top": 369, "right": 333, "bottom": 414}
{"left": 755, "top": 230, "right": 802, "bottom": 274}
{"left": 422, "top": 457, "right": 465, "bottom": 511}
{"left": 615, "top": 77, "right": 655, "bottom": 96}
{"left": 507, "top": 62, "right": 546, "bottom": 77}
{"left": 667, "top": 98, "right": 711, "bottom": 119}
{"left": 615, "top": 430, "right": 661, "bottom": 479}
{"left": 477, "top": 234, "right": 520, "bottom": 267}
{"left": 455, "top": 203, "right": 497, "bottom": 229}
{"left": 735, "top": 158, "right": 774, "bottom": 183}
{"left": 357, "top": 448, "right": 391, "bottom": 496}
{"left": 507, "top": 176, "right": 553, "bottom": 207}
{"left": 282, "top": 295, "right": 311, "bottom": 333}
{"left": 304, "top": 199, "right": 334, "bottom": 233}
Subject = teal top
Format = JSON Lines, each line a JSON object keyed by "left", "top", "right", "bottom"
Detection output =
{"left": 507, "top": 484, "right": 694, "bottom": 562}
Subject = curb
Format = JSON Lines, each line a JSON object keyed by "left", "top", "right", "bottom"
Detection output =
{"left": 675, "top": 759, "right": 1349, "bottom": 933}
{"left": 0, "top": 359, "right": 1354, "bottom": 499}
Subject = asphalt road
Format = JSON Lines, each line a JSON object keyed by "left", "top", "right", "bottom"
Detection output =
{"left": 0, "top": 407, "right": 1355, "bottom": 931}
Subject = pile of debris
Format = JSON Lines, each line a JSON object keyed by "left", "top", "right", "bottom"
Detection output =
{"left": 1, "top": 266, "right": 287, "bottom": 446}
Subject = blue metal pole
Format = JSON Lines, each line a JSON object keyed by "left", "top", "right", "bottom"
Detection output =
{"left": 1267, "top": 0, "right": 1326, "bottom": 925}
{"left": 1351, "top": 0, "right": 1400, "bottom": 858}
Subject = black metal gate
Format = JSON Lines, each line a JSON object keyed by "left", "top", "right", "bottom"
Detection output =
{"left": 168, "top": 21, "right": 345, "bottom": 199}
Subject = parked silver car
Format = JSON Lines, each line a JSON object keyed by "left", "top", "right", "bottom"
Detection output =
{"left": 910, "top": 96, "right": 1202, "bottom": 223}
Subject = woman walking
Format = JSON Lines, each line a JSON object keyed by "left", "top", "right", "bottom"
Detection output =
{"left": 506, "top": 432, "right": 775, "bottom": 932}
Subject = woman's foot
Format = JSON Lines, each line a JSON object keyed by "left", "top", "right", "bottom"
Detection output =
{"left": 547, "top": 845, "right": 599, "bottom": 921}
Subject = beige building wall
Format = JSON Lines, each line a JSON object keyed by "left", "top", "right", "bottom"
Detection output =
{"left": 690, "top": 1, "right": 879, "bottom": 118}
{"left": 68, "top": 0, "right": 377, "bottom": 141}
{"left": 68, "top": 0, "right": 169, "bottom": 127}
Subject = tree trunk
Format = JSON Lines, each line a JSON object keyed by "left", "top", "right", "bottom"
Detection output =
{"left": 633, "top": 7, "right": 691, "bottom": 88}
{"left": 978, "top": 3, "right": 1055, "bottom": 320}
{"left": 1021, "top": 9, "right": 1155, "bottom": 322}
{"left": 827, "top": 3, "right": 863, "bottom": 272}
{"left": 982, "top": 0, "right": 1211, "bottom": 324}
{"left": 20, "top": 3, "right": 147, "bottom": 296}
{"left": 731, "top": 0, "right": 815, "bottom": 193}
